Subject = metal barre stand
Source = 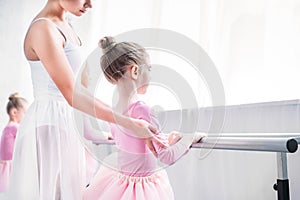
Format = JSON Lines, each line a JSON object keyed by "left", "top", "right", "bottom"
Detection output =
{"left": 192, "top": 135, "right": 300, "bottom": 200}
{"left": 94, "top": 134, "right": 300, "bottom": 200}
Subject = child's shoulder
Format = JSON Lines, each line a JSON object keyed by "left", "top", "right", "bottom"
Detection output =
{"left": 129, "top": 100, "right": 148, "bottom": 107}
{"left": 2, "top": 124, "right": 18, "bottom": 136}
{"left": 5, "top": 123, "right": 19, "bottom": 130}
{"left": 127, "top": 101, "right": 152, "bottom": 120}
{"left": 128, "top": 101, "right": 150, "bottom": 113}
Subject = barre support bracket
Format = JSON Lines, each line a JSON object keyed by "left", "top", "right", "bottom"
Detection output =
{"left": 273, "top": 152, "right": 290, "bottom": 200}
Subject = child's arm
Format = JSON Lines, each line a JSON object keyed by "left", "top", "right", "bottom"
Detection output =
{"left": 83, "top": 115, "right": 113, "bottom": 142}
{"left": 154, "top": 132, "right": 206, "bottom": 165}
{"left": 2, "top": 126, "right": 18, "bottom": 160}
{"left": 168, "top": 131, "right": 182, "bottom": 145}
{"left": 131, "top": 102, "right": 206, "bottom": 166}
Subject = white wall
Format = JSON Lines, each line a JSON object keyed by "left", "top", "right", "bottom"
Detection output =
{"left": 1, "top": 0, "right": 300, "bottom": 127}
{"left": 1, "top": 0, "right": 300, "bottom": 199}
{"left": 0, "top": 0, "right": 45, "bottom": 129}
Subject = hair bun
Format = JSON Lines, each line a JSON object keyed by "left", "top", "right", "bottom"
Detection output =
{"left": 98, "top": 36, "right": 117, "bottom": 54}
{"left": 8, "top": 92, "right": 20, "bottom": 101}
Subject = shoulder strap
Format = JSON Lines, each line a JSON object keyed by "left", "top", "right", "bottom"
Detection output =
{"left": 30, "top": 18, "right": 67, "bottom": 42}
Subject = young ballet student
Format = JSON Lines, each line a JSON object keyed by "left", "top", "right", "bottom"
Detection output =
{"left": 83, "top": 36, "right": 206, "bottom": 200}
{"left": 5, "top": 0, "right": 165, "bottom": 199}
{"left": 0, "top": 93, "right": 28, "bottom": 192}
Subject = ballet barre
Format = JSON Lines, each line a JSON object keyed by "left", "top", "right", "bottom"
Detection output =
{"left": 193, "top": 134, "right": 299, "bottom": 200}
{"left": 192, "top": 134, "right": 300, "bottom": 200}
{"left": 94, "top": 134, "right": 300, "bottom": 153}
{"left": 93, "top": 134, "right": 300, "bottom": 200}
{"left": 192, "top": 135, "right": 299, "bottom": 153}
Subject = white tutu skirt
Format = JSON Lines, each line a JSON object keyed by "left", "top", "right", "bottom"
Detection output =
{"left": 5, "top": 98, "right": 86, "bottom": 200}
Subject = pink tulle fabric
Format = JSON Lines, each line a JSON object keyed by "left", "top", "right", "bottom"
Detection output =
{"left": 84, "top": 165, "right": 174, "bottom": 200}
{"left": 0, "top": 160, "right": 11, "bottom": 192}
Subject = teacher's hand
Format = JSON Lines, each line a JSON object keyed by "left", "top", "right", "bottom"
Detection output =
{"left": 132, "top": 119, "right": 167, "bottom": 157}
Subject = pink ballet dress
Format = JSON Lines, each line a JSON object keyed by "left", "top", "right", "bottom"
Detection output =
{"left": 0, "top": 124, "right": 18, "bottom": 192}
{"left": 84, "top": 101, "right": 195, "bottom": 200}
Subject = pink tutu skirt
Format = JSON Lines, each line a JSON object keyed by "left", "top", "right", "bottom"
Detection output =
{"left": 83, "top": 165, "right": 174, "bottom": 200}
{"left": 0, "top": 160, "right": 11, "bottom": 192}
{"left": 85, "top": 149, "right": 99, "bottom": 185}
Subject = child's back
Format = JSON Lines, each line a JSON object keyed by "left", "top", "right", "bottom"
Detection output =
{"left": 111, "top": 101, "right": 195, "bottom": 177}
{"left": 83, "top": 36, "right": 205, "bottom": 200}
{"left": 84, "top": 101, "right": 201, "bottom": 200}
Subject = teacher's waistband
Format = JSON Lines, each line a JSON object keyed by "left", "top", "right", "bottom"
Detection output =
{"left": 34, "top": 93, "right": 66, "bottom": 102}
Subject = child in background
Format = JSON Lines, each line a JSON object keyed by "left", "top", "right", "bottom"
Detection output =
{"left": 84, "top": 36, "right": 206, "bottom": 200}
{"left": 0, "top": 93, "right": 28, "bottom": 192}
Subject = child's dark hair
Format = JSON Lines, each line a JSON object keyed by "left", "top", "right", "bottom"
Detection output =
{"left": 6, "top": 93, "right": 28, "bottom": 114}
{"left": 98, "top": 36, "right": 148, "bottom": 83}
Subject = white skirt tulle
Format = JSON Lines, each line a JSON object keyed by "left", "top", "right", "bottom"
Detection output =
{"left": 5, "top": 97, "right": 86, "bottom": 200}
